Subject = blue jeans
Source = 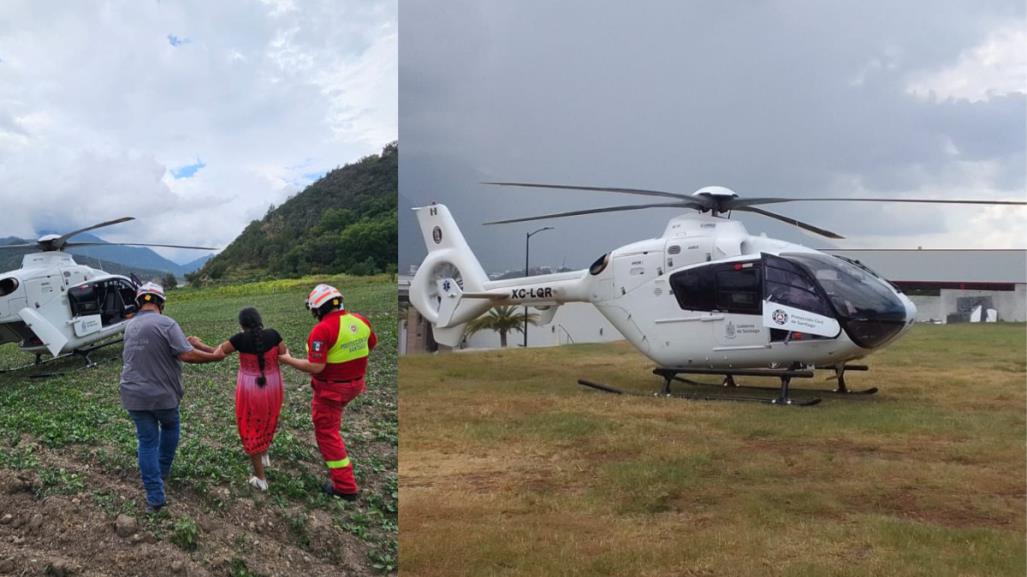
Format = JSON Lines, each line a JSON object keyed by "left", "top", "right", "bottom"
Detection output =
{"left": 127, "top": 407, "right": 180, "bottom": 507}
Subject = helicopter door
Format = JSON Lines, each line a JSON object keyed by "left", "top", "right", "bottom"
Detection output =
{"left": 100, "top": 279, "right": 138, "bottom": 326}
{"left": 762, "top": 254, "right": 841, "bottom": 340}
{"left": 69, "top": 278, "right": 139, "bottom": 333}
{"left": 68, "top": 283, "right": 103, "bottom": 337}
{"left": 668, "top": 260, "right": 766, "bottom": 346}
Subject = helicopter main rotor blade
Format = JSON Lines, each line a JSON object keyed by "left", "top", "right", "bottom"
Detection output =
{"left": 483, "top": 202, "right": 704, "bottom": 225}
{"left": 483, "top": 181, "right": 702, "bottom": 203}
{"left": 55, "top": 217, "right": 136, "bottom": 247}
{"left": 734, "top": 206, "right": 845, "bottom": 239}
{"left": 64, "top": 242, "right": 218, "bottom": 250}
{"left": 0, "top": 243, "right": 40, "bottom": 250}
{"left": 728, "top": 197, "right": 1027, "bottom": 209}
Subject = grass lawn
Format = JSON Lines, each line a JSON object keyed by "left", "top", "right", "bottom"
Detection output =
{"left": 0, "top": 274, "right": 397, "bottom": 576}
{"left": 399, "top": 323, "right": 1026, "bottom": 577}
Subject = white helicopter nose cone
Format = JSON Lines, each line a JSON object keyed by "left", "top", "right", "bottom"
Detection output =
{"left": 692, "top": 185, "right": 738, "bottom": 198}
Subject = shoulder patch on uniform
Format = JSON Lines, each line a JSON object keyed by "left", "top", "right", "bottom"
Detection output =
{"left": 312, "top": 341, "right": 324, "bottom": 352}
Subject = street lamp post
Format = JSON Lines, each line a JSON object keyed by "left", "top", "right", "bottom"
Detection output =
{"left": 524, "top": 226, "right": 554, "bottom": 347}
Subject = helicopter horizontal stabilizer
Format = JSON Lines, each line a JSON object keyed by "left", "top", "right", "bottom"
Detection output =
{"left": 17, "top": 307, "right": 67, "bottom": 357}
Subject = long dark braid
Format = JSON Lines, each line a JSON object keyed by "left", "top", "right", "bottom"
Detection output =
{"left": 239, "top": 307, "right": 267, "bottom": 386}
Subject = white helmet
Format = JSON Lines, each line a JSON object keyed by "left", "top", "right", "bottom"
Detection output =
{"left": 306, "top": 284, "right": 343, "bottom": 317}
{"left": 136, "top": 282, "right": 166, "bottom": 308}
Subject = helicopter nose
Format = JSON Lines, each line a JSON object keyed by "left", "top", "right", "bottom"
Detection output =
{"left": 899, "top": 293, "right": 918, "bottom": 331}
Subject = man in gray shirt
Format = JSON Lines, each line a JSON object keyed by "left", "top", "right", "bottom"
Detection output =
{"left": 120, "top": 282, "right": 223, "bottom": 513}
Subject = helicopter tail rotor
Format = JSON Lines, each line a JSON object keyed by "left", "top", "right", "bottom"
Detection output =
{"left": 410, "top": 204, "right": 492, "bottom": 346}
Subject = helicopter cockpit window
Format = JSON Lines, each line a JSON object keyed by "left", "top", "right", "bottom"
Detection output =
{"left": 0, "top": 278, "right": 18, "bottom": 297}
{"left": 68, "top": 284, "right": 100, "bottom": 316}
{"left": 765, "top": 257, "right": 832, "bottom": 317}
{"left": 669, "top": 261, "right": 761, "bottom": 314}
{"left": 782, "top": 252, "right": 907, "bottom": 348}
{"left": 715, "top": 267, "right": 761, "bottom": 314}
{"left": 832, "top": 255, "right": 901, "bottom": 292}
{"left": 589, "top": 253, "right": 609, "bottom": 275}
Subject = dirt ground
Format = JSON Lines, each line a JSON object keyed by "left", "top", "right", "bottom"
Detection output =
{"left": 0, "top": 437, "right": 369, "bottom": 577}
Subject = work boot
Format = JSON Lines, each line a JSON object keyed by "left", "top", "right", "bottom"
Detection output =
{"left": 322, "top": 481, "right": 358, "bottom": 501}
{"left": 145, "top": 502, "right": 165, "bottom": 515}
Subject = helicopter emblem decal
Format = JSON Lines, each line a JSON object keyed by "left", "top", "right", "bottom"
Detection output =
{"left": 442, "top": 279, "right": 452, "bottom": 292}
{"left": 772, "top": 309, "right": 789, "bottom": 325}
{"left": 432, "top": 226, "right": 443, "bottom": 244}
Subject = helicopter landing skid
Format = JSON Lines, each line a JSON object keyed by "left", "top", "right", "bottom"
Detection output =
{"left": 816, "top": 364, "right": 877, "bottom": 395}
{"left": 577, "top": 377, "right": 821, "bottom": 407}
{"left": 0, "top": 352, "right": 67, "bottom": 375}
{"left": 666, "top": 364, "right": 877, "bottom": 396}
{"left": 651, "top": 367, "right": 825, "bottom": 406}
{"left": 0, "top": 339, "right": 124, "bottom": 379}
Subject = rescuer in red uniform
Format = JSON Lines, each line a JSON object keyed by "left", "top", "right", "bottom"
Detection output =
{"left": 278, "top": 284, "right": 376, "bottom": 500}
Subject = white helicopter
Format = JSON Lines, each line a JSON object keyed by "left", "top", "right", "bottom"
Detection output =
{"left": 409, "top": 183, "right": 1025, "bottom": 405}
{"left": 0, "top": 217, "right": 214, "bottom": 373}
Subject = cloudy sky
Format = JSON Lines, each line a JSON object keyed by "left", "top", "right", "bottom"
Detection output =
{"left": 399, "top": 0, "right": 1025, "bottom": 273}
{"left": 0, "top": 0, "right": 396, "bottom": 263}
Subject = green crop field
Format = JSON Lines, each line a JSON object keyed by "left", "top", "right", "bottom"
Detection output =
{"left": 399, "top": 323, "right": 1026, "bottom": 577}
{"left": 0, "top": 274, "right": 397, "bottom": 577}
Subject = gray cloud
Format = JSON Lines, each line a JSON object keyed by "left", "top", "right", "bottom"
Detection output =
{"left": 399, "top": 0, "right": 1025, "bottom": 273}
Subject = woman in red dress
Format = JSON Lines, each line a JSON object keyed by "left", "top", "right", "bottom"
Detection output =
{"left": 191, "top": 308, "right": 284, "bottom": 491}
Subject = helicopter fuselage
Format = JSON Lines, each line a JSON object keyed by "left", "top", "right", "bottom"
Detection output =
{"left": 411, "top": 205, "right": 917, "bottom": 369}
{"left": 0, "top": 252, "right": 137, "bottom": 357}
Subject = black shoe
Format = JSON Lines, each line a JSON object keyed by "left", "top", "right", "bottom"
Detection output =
{"left": 322, "top": 482, "right": 359, "bottom": 501}
{"left": 145, "top": 502, "right": 165, "bottom": 515}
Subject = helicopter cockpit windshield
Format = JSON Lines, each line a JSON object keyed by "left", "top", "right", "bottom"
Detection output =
{"left": 780, "top": 252, "right": 908, "bottom": 348}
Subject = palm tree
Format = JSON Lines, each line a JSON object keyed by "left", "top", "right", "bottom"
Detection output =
{"left": 465, "top": 306, "right": 538, "bottom": 348}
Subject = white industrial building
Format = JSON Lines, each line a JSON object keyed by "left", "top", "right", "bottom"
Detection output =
{"left": 399, "top": 249, "right": 1026, "bottom": 354}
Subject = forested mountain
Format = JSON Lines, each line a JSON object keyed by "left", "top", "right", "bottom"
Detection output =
{"left": 190, "top": 142, "right": 397, "bottom": 283}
